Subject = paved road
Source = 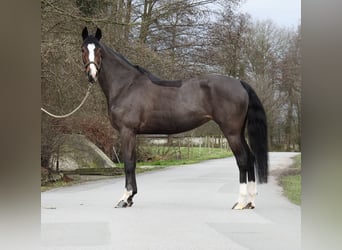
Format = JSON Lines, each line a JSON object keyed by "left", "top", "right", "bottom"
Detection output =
{"left": 41, "top": 152, "right": 300, "bottom": 250}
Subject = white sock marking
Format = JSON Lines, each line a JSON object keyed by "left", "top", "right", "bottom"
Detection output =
{"left": 237, "top": 183, "right": 247, "bottom": 204}
{"left": 120, "top": 189, "right": 133, "bottom": 202}
{"left": 247, "top": 181, "right": 257, "bottom": 205}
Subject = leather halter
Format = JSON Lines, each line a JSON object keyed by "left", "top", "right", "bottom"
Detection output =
{"left": 84, "top": 60, "right": 101, "bottom": 72}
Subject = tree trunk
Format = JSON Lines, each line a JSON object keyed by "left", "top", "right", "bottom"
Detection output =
{"left": 139, "top": 0, "right": 155, "bottom": 43}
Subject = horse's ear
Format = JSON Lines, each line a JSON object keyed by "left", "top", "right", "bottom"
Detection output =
{"left": 95, "top": 27, "right": 102, "bottom": 41}
{"left": 82, "top": 27, "right": 88, "bottom": 41}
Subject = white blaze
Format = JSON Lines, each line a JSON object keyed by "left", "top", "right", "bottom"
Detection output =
{"left": 87, "top": 43, "right": 97, "bottom": 79}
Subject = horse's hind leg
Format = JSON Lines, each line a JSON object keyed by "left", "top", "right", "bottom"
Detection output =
{"left": 225, "top": 132, "right": 256, "bottom": 210}
{"left": 243, "top": 138, "right": 257, "bottom": 209}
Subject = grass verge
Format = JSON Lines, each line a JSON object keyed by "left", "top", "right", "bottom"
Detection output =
{"left": 279, "top": 154, "right": 301, "bottom": 205}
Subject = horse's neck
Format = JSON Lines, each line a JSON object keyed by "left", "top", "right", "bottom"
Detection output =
{"left": 98, "top": 46, "right": 138, "bottom": 102}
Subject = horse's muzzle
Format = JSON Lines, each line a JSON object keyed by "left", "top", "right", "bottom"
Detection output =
{"left": 87, "top": 72, "right": 97, "bottom": 83}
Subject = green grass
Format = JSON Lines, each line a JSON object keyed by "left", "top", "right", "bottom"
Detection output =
{"left": 137, "top": 146, "right": 232, "bottom": 167}
{"left": 280, "top": 154, "right": 301, "bottom": 205}
{"left": 41, "top": 179, "right": 74, "bottom": 192}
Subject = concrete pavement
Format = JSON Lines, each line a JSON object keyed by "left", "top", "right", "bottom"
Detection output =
{"left": 41, "top": 152, "right": 300, "bottom": 250}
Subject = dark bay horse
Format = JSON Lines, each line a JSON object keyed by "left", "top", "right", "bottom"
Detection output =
{"left": 81, "top": 27, "right": 268, "bottom": 209}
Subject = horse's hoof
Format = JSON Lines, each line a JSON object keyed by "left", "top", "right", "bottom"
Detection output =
{"left": 232, "top": 202, "right": 245, "bottom": 210}
{"left": 127, "top": 197, "right": 134, "bottom": 207}
{"left": 115, "top": 200, "right": 128, "bottom": 208}
{"left": 244, "top": 202, "right": 255, "bottom": 209}
{"left": 232, "top": 202, "right": 255, "bottom": 210}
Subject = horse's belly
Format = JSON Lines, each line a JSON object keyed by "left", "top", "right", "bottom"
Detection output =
{"left": 138, "top": 112, "right": 211, "bottom": 135}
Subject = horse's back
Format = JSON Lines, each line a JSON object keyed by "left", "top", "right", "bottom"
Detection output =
{"left": 200, "top": 74, "right": 245, "bottom": 91}
{"left": 184, "top": 74, "right": 248, "bottom": 105}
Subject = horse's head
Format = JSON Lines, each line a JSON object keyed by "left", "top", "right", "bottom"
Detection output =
{"left": 81, "top": 27, "right": 102, "bottom": 83}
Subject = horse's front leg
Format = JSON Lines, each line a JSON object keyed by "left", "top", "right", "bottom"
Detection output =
{"left": 115, "top": 128, "right": 137, "bottom": 208}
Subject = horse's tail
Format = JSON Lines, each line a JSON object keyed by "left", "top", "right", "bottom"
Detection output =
{"left": 240, "top": 81, "right": 268, "bottom": 183}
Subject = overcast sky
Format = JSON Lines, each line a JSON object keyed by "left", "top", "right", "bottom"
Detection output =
{"left": 239, "top": 0, "right": 301, "bottom": 28}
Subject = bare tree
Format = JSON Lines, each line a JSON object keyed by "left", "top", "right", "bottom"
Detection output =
{"left": 243, "top": 21, "right": 300, "bottom": 150}
{"left": 205, "top": 12, "right": 251, "bottom": 78}
{"left": 279, "top": 25, "right": 301, "bottom": 150}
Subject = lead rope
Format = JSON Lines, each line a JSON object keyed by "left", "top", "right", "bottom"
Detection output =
{"left": 41, "top": 84, "right": 93, "bottom": 118}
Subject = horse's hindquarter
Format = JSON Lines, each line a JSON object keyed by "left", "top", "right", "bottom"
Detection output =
{"left": 204, "top": 75, "right": 249, "bottom": 121}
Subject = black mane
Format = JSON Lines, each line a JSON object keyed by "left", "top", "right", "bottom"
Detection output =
{"left": 105, "top": 45, "right": 182, "bottom": 88}
{"left": 134, "top": 65, "right": 182, "bottom": 88}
